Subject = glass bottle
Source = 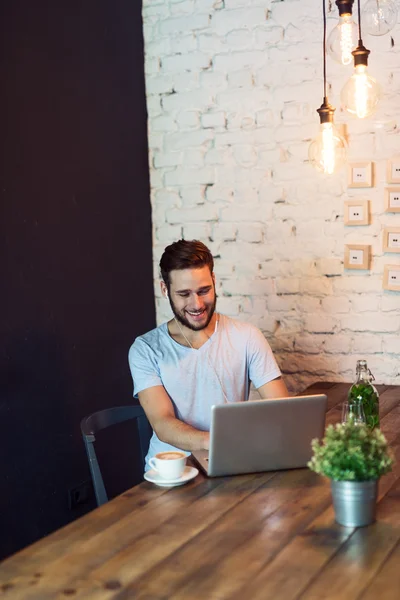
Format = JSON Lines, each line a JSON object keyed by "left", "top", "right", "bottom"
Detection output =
{"left": 348, "top": 360, "right": 380, "bottom": 430}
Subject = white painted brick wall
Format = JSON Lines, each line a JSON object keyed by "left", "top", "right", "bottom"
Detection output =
{"left": 143, "top": 0, "right": 400, "bottom": 391}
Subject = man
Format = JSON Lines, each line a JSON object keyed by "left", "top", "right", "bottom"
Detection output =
{"left": 129, "top": 239, "right": 288, "bottom": 470}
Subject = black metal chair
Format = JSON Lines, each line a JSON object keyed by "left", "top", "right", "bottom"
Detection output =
{"left": 80, "top": 405, "right": 151, "bottom": 506}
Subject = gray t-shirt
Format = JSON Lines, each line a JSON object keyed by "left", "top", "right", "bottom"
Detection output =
{"left": 128, "top": 314, "right": 281, "bottom": 470}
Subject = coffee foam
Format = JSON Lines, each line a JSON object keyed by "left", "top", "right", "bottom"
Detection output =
{"left": 156, "top": 451, "right": 186, "bottom": 461}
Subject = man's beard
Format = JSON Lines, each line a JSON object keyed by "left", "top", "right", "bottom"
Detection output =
{"left": 170, "top": 293, "right": 217, "bottom": 332}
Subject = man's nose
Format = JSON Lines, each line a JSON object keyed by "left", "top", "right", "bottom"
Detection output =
{"left": 191, "top": 294, "right": 203, "bottom": 309}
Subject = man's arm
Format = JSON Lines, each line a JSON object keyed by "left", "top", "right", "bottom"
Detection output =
{"left": 138, "top": 386, "right": 209, "bottom": 451}
{"left": 256, "top": 376, "right": 289, "bottom": 400}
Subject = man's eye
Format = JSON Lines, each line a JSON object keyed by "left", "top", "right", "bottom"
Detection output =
{"left": 198, "top": 290, "right": 209, "bottom": 296}
{"left": 178, "top": 293, "right": 190, "bottom": 298}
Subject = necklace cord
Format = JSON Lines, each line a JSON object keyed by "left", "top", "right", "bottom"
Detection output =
{"left": 174, "top": 316, "right": 230, "bottom": 404}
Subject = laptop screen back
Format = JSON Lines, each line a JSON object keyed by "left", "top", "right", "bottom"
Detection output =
{"left": 193, "top": 394, "right": 327, "bottom": 477}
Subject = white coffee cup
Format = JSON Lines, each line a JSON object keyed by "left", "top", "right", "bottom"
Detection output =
{"left": 148, "top": 451, "right": 190, "bottom": 480}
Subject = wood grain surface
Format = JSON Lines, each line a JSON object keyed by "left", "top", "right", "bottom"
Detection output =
{"left": 0, "top": 383, "right": 399, "bottom": 600}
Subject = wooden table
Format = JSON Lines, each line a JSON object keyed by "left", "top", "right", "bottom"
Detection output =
{"left": 1, "top": 382, "right": 399, "bottom": 599}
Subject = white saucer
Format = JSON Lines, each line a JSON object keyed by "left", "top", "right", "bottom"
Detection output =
{"left": 144, "top": 466, "right": 199, "bottom": 487}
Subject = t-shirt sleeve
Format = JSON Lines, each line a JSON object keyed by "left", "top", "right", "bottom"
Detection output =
{"left": 128, "top": 338, "right": 162, "bottom": 397}
{"left": 247, "top": 326, "right": 281, "bottom": 389}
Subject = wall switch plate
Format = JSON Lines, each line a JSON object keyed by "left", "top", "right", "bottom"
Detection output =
{"left": 388, "top": 270, "right": 400, "bottom": 285}
{"left": 390, "top": 192, "right": 400, "bottom": 207}
{"left": 344, "top": 244, "right": 371, "bottom": 270}
{"left": 353, "top": 167, "right": 367, "bottom": 182}
{"left": 388, "top": 233, "right": 400, "bottom": 248}
{"left": 344, "top": 199, "right": 370, "bottom": 225}
{"left": 383, "top": 265, "right": 400, "bottom": 291}
{"left": 387, "top": 158, "right": 400, "bottom": 184}
{"left": 349, "top": 206, "right": 363, "bottom": 220}
{"left": 384, "top": 187, "right": 400, "bottom": 212}
{"left": 383, "top": 227, "right": 400, "bottom": 253}
{"left": 348, "top": 162, "right": 373, "bottom": 188}
{"left": 349, "top": 249, "right": 364, "bottom": 265}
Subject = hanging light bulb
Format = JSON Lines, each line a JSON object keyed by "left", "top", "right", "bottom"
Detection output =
{"left": 309, "top": 0, "right": 347, "bottom": 174}
{"left": 341, "top": 47, "right": 381, "bottom": 118}
{"left": 309, "top": 101, "right": 347, "bottom": 174}
{"left": 327, "top": 1, "right": 358, "bottom": 65}
{"left": 341, "top": 0, "right": 381, "bottom": 118}
{"left": 362, "top": 0, "right": 398, "bottom": 36}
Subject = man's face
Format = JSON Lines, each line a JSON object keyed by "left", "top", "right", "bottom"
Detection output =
{"left": 166, "top": 266, "right": 216, "bottom": 331}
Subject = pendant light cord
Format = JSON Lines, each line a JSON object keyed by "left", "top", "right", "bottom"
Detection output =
{"left": 323, "top": 0, "right": 327, "bottom": 100}
{"left": 357, "top": 0, "right": 362, "bottom": 44}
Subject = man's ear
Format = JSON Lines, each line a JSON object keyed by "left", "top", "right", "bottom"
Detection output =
{"left": 160, "top": 282, "right": 168, "bottom": 298}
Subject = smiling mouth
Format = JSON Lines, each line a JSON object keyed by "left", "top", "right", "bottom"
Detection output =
{"left": 186, "top": 309, "right": 206, "bottom": 318}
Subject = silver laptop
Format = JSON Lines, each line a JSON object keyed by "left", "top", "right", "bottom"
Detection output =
{"left": 192, "top": 394, "right": 327, "bottom": 477}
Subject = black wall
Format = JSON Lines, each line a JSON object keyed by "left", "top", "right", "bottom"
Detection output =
{"left": 0, "top": 1, "right": 155, "bottom": 559}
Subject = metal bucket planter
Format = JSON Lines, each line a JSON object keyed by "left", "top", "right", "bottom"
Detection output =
{"left": 331, "top": 479, "right": 378, "bottom": 527}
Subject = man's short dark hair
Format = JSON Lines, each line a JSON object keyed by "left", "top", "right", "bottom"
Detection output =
{"left": 160, "top": 239, "right": 214, "bottom": 287}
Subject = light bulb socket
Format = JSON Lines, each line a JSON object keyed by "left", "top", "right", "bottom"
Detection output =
{"left": 336, "top": 0, "right": 354, "bottom": 16}
{"left": 317, "top": 98, "right": 335, "bottom": 124}
{"left": 352, "top": 43, "right": 370, "bottom": 67}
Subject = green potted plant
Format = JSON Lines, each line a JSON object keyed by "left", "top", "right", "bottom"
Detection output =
{"left": 308, "top": 420, "right": 394, "bottom": 527}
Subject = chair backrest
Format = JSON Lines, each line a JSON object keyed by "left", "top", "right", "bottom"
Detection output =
{"left": 80, "top": 405, "right": 151, "bottom": 506}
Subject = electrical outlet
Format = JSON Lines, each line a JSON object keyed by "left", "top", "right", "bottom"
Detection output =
{"left": 353, "top": 167, "right": 367, "bottom": 183}
{"left": 68, "top": 480, "right": 93, "bottom": 510}
{"left": 388, "top": 233, "right": 400, "bottom": 249}
{"left": 387, "top": 158, "right": 400, "bottom": 184}
{"left": 384, "top": 187, "right": 400, "bottom": 213}
{"left": 388, "top": 270, "right": 400, "bottom": 287}
{"left": 383, "top": 265, "right": 400, "bottom": 291}
{"left": 348, "top": 162, "right": 372, "bottom": 188}
{"left": 389, "top": 191, "right": 400, "bottom": 208}
{"left": 348, "top": 206, "right": 364, "bottom": 221}
{"left": 344, "top": 200, "right": 369, "bottom": 226}
{"left": 349, "top": 249, "right": 364, "bottom": 265}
